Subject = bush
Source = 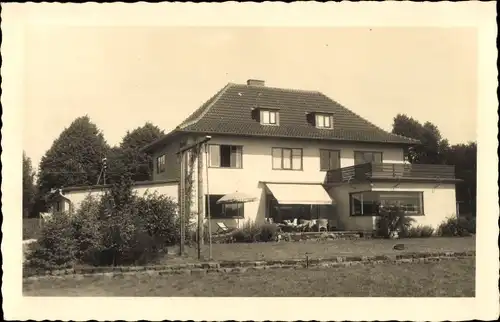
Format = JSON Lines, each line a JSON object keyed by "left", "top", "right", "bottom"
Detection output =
{"left": 258, "top": 223, "right": 279, "bottom": 242}
{"left": 438, "top": 216, "right": 475, "bottom": 237}
{"left": 26, "top": 211, "right": 77, "bottom": 270}
{"left": 405, "top": 225, "right": 435, "bottom": 238}
{"left": 71, "top": 195, "right": 105, "bottom": 265}
{"left": 23, "top": 218, "right": 42, "bottom": 240}
{"left": 27, "top": 175, "right": 182, "bottom": 270}
{"left": 233, "top": 221, "right": 262, "bottom": 243}
{"left": 375, "top": 206, "right": 415, "bottom": 238}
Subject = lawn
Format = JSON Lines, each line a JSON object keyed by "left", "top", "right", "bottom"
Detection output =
{"left": 23, "top": 257, "right": 475, "bottom": 297}
{"left": 174, "top": 236, "right": 475, "bottom": 263}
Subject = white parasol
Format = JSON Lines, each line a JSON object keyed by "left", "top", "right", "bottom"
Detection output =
{"left": 216, "top": 191, "right": 257, "bottom": 204}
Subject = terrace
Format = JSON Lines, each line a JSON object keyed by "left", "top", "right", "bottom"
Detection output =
{"left": 324, "top": 162, "right": 458, "bottom": 185}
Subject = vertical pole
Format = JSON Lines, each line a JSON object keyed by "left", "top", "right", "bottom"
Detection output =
{"left": 179, "top": 151, "right": 185, "bottom": 256}
{"left": 197, "top": 144, "right": 204, "bottom": 260}
{"left": 205, "top": 143, "right": 212, "bottom": 260}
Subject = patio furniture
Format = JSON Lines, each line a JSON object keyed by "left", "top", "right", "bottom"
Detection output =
{"left": 317, "top": 219, "right": 328, "bottom": 232}
{"left": 215, "top": 222, "right": 231, "bottom": 234}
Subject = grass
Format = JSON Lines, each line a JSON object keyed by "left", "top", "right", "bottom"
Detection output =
{"left": 23, "top": 257, "right": 475, "bottom": 297}
{"left": 175, "top": 236, "right": 475, "bottom": 263}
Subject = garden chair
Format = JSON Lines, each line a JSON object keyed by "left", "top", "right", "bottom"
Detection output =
{"left": 215, "top": 222, "right": 231, "bottom": 234}
{"left": 317, "top": 219, "right": 328, "bottom": 232}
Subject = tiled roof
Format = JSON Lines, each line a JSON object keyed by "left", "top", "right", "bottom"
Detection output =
{"left": 175, "top": 82, "right": 418, "bottom": 145}
{"left": 143, "top": 81, "right": 418, "bottom": 152}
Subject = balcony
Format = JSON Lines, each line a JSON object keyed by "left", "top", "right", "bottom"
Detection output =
{"left": 324, "top": 162, "right": 457, "bottom": 185}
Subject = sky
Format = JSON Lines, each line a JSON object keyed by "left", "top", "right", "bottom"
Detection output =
{"left": 22, "top": 26, "right": 477, "bottom": 169}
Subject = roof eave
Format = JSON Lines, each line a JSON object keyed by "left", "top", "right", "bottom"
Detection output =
{"left": 140, "top": 129, "right": 184, "bottom": 153}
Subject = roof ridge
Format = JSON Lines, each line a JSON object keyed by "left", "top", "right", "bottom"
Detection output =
{"left": 317, "top": 92, "right": 419, "bottom": 143}
{"left": 233, "top": 83, "right": 322, "bottom": 95}
{"left": 177, "top": 83, "right": 234, "bottom": 130}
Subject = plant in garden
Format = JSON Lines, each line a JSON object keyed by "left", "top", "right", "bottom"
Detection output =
{"left": 374, "top": 205, "right": 415, "bottom": 238}
{"left": 71, "top": 194, "right": 105, "bottom": 265}
{"left": 26, "top": 211, "right": 77, "bottom": 270}
{"left": 437, "top": 216, "right": 475, "bottom": 237}
{"left": 258, "top": 223, "right": 279, "bottom": 242}
{"left": 405, "top": 225, "right": 435, "bottom": 238}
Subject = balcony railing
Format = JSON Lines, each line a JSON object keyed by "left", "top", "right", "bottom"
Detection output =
{"left": 325, "top": 162, "right": 456, "bottom": 184}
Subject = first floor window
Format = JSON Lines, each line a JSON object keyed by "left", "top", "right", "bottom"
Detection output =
{"left": 350, "top": 191, "right": 424, "bottom": 216}
{"left": 209, "top": 144, "right": 243, "bottom": 168}
{"left": 205, "top": 194, "right": 244, "bottom": 218}
{"left": 354, "top": 151, "right": 383, "bottom": 165}
{"left": 272, "top": 147, "right": 302, "bottom": 170}
{"left": 320, "top": 149, "right": 341, "bottom": 171}
{"left": 156, "top": 154, "right": 166, "bottom": 173}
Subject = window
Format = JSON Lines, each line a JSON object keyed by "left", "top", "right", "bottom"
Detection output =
{"left": 156, "top": 154, "right": 166, "bottom": 173}
{"left": 272, "top": 148, "right": 303, "bottom": 170}
{"left": 320, "top": 149, "right": 341, "bottom": 171}
{"left": 350, "top": 191, "right": 424, "bottom": 216}
{"left": 354, "top": 151, "right": 383, "bottom": 165}
{"left": 205, "top": 194, "right": 244, "bottom": 218}
{"left": 209, "top": 144, "right": 242, "bottom": 168}
{"left": 315, "top": 114, "right": 333, "bottom": 129}
{"left": 261, "top": 110, "right": 278, "bottom": 125}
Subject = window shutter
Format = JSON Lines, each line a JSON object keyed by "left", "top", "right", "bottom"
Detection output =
{"left": 209, "top": 145, "right": 220, "bottom": 167}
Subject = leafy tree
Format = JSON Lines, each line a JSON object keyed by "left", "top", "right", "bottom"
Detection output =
{"left": 443, "top": 142, "right": 477, "bottom": 216}
{"left": 108, "top": 122, "right": 164, "bottom": 183}
{"left": 392, "top": 114, "right": 448, "bottom": 164}
{"left": 37, "top": 116, "right": 110, "bottom": 196}
{"left": 392, "top": 114, "right": 476, "bottom": 217}
{"left": 23, "top": 152, "right": 37, "bottom": 217}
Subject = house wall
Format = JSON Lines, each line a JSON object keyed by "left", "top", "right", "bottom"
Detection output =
{"left": 371, "top": 182, "right": 457, "bottom": 229}
{"left": 62, "top": 181, "right": 179, "bottom": 213}
{"left": 188, "top": 135, "right": 405, "bottom": 233}
{"left": 152, "top": 140, "right": 182, "bottom": 182}
{"left": 328, "top": 181, "right": 457, "bottom": 231}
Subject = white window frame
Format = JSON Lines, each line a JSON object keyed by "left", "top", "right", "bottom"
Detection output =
{"left": 315, "top": 114, "right": 333, "bottom": 129}
{"left": 261, "top": 110, "right": 279, "bottom": 125}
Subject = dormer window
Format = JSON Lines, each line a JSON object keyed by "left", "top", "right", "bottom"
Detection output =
{"left": 261, "top": 110, "right": 278, "bottom": 125}
{"left": 315, "top": 114, "right": 333, "bottom": 129}
{"left": 253, "top": 106, "right": 280, "bottom": 125}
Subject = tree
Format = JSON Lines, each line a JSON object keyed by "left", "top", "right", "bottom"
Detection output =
{"left": 392, "top": 114, "right": 448, "bottom": 164}
{"left": 37, "top": 116, "right": 110, "bottom": 196}
{"left": 443, "top": 142, "right": 477, "bottom": 216}
{"left": 392, "top": 114, "right": 476, "bottom": 217}
{"left": 108, "top": 122, "right": 164, "bottom": 183}
{"left": 23, "top": 152, "right": 37, "bottom": 217}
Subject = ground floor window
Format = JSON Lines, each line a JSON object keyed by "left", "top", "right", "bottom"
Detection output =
{"left": 266, "top": 194, "right": 334, "bottom": 223}
{"left": 205, "top": 194, "right": 244, "bottom": 219}
{"left": 350, "top": 191, "right": 424, "bottom": 216}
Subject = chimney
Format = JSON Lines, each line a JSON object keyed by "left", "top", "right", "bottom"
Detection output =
{"left": 247, "top": 79, "right": 265, "bottom": 86}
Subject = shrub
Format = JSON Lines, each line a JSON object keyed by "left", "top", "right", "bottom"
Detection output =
{"left": 437, "top": 216, "right": 475, "bottom": 237}
{"left": 258, "top": 223, "right": 279, "bottom": 242}
{"left": 135, "top": 191, "right": 180, "bottom": 248}
{"left": 233, "top": 221, "right": 262, "bottom": 243}
{"left": 405, "top": 225, "right": 435, "bottom": 238}
{"left": 71, "top": 195, "right": 105, "bottom": 265}
{"left": 26, "top": 211, "right": 77, "bottom": 270}
{"left": 27, "top": 175, "right": 182, "bottom": 270}
{"left": 23, "top": 218, "right": 42, "bottom": 240}
{"left": 375, "top": 206, "right": 415, "bottom": 238}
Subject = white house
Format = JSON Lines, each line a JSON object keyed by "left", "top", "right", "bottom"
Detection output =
{"left": 61, "top": 79, "right": 460, "bottom": 233}
{"left": 140, "top": 79, "right": 460, "bottom": 233}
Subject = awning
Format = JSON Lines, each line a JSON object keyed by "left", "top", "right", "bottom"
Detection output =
{"left": 265, "top": 183, "right": 334, "bottom": 205}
